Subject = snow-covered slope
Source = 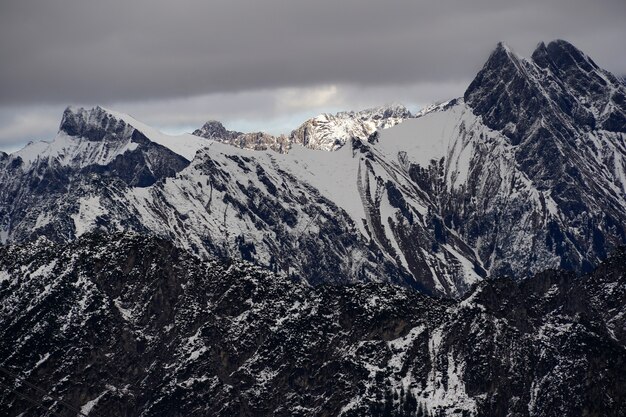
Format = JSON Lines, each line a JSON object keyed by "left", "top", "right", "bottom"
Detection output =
{"left": 375, "top": 100, "right": 564, "bottom": 277}
{"left": 104, "top": 107, "right": 210, "bottom": 160}
{"left": 117, "top": 135, "right": 482, "bottom": 294}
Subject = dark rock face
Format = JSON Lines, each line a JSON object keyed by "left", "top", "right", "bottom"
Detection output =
{"left": 0, "top": 234, "right": 624, "bottom": 416}
{"left": 82, "top": 134, "right": 189, "bottom": 188}
{"left": 533, "top": 40, "right": 626, "bottom": 133}
{"left": 449, "top": 40, "right": 626, "bottom": 277}
{"left": 465, "top": 40, "right": 626, "bottom": 141}
{"left": 60, "top": 106, "right": 130, "bottom": 141}
{"left": 61, "top": 107, "right": 191, "bottom": 187}
{"left": 465, "top": 42, "right": 543, "bottom": 146}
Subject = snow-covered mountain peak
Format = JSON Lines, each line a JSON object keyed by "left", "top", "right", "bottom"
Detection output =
{"left": 414, "top": 98, "right": 460, "bottom": 118}
{"left": 13, "top": 105, "right": 211, "bottom": 168}
{"left": 490, "top": 41, "right": 526, "bottom": 67}
{"left": 290, "top": 104, "right": 412, "bottom": 151}
{"left": 8, "top": 106, "right": 211, "bottom": 190}
{"left": 533, "top": 40, "right": 626, "bottom": 132}
{"left": 11, "top": 106, "right": 141, "bottom": 169}
{"left": 464, "top": 42, "right": 531, "bottom": 122}
{"left": 491, "top": 41, "right": 516, "bottom": 58}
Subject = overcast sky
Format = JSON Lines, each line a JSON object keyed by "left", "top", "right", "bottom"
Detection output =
{"left": 1, "top": 0, "right": 625, "bottom": 152}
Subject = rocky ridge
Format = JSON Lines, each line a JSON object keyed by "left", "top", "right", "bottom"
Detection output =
{"left": 192, "top": 104, "right": 413, "bottom": 153}
{"left": 192, "top": 121, "right": 291, "bottom": 153}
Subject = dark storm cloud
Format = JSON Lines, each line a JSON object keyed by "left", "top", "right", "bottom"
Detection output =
{"left": 1, "top": 0, "right": 625, "bottom": 152}
{"left": 1, "top": 0, "right": 625, "bottom": 105}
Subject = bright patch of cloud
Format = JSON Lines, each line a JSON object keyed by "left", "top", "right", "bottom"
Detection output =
{"left": 278, "top": 85, "right": 341, "bottom": 110}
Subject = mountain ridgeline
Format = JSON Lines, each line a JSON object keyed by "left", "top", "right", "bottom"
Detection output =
{"left": 1, "top": 40, "right": 624, "bottom": 297}
{"left": 192, "top": 104, "right": 412, "bottom": 153}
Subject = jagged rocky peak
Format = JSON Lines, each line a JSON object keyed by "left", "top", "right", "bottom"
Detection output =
{"left": 59, "top": 105, "right": 135, "bottom": 141}
{"left": 452, "top": 40, "right": 626, "bottom": 277}
{"left": 467, "top": 41, "right": 525, "bottom": 82}
{"left": 329, "top": 103, "right": 412, "bottom": 122}
{"left": 531, "top": 39, "right": 598, "bottom": 72}
{"left": 192, "top": 120, "right": 290, "bottom": 153}
{"left": 463, "top": 42, "right": 539, "bottom": 144}
{"left": 290, "top": 103, "right": 413, "bottom": 151}
{"left": 192, "top": 119, "right": 241, "bottom": 140}
{"left": 8, "top": 105, "right": 193, "bottom": 188}
{"left": 465, "top": 39, "right": 626, "bottom": 143}
{"left": 533, "top": 39, "right": 626, "bottom": 132}
{"left": 191, "top": 103, "right": 412, "bottom": 153}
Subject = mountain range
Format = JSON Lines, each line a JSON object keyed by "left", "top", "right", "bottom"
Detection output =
{"left": 1, "top": 40, "right": 625, "bottom": 297}
{"left": 0, "top": 39, "right": 625, "bottom": 416}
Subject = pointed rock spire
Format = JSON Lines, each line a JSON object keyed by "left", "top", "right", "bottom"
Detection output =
{"left": 530, "top": 41, "right": 550, "bottom": 68}
{"left": 464, "top": 42, "right": 540, "bottom": 145}
{"left": 533, "top": 40, "right": 626, "bottom": 132}
{"left": 464, "top": 42, "right": 525, "bottom": 101}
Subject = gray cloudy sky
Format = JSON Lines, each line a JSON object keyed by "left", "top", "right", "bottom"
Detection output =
{"left": 1, "top": 0, "right": 625, "bottom": 152}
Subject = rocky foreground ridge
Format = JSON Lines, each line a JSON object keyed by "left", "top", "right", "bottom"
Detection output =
{"left": 0, "top": 233, "right": 624, "bottom": 416}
